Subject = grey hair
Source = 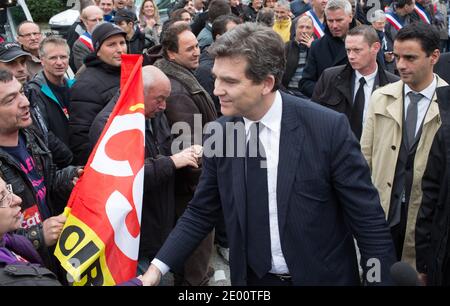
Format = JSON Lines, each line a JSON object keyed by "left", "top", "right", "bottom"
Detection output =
{"left": 325, "top": 0, "right": 352, "bottom": 16}
{"left": 276, "top": 0, "right": 291, "bottom": 11}
{"left": 367, "top": 9, "right": 386, "bottom": 23}
{"left": 208, "top": 23, "right": 285, "bottom": 91}
{"left": 142, "top": 65, "right": 170, "bottom": 91}
{"left": 39, "top": 36, "right": 70, "bottom": 58}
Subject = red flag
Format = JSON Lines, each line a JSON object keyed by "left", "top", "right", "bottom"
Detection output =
{"left": 55, "top": 54, "right": 145, "bottom": 286}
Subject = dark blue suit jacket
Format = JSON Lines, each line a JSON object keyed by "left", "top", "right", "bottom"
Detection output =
{"left": 156, "top": 92, "right": 396, "bottom": 285}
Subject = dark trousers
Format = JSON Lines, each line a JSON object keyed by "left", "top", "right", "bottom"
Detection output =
{"left": 390, "top": 203, "right": 407, "bottom": 260}
{"left": 247, "top": 267, "right": 293, "bottom": 286}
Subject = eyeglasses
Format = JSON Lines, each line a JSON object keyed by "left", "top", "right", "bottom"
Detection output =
{"left": 0, "top": 184, "right": 13, "bottom": 208}
{"left": 18, "top": 32, "right": 42, "bottom": 39}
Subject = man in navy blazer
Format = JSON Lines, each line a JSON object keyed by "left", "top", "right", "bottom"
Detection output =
{"left": 142, "top": 23, "right": 396, "bottom": 286}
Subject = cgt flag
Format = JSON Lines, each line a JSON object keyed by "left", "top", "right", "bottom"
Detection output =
{"left": 55, "top": 54, "right": 145, "bottom": 286}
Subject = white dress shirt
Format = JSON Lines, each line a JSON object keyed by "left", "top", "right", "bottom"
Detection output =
{"left": 354, "top": 66, "right": 378, "bottom": 126}
{"left": 152, "top": 91, "right": 289, "bottom": 276}
{"left": 404, "top": 76, "right": 437, "bottom": 136}
{"left": 243, "top": 90, "right": 289, "bottom": 274}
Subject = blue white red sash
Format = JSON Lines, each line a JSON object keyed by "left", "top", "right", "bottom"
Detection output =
{"left": 414, "top": 3, "right": 431, "bottom": 24}
{"left": 385, "top": 12, "right": 404, "bottom": 31}
{"left": 305, "top": 9, "right": 325, "bottom": 39}
{"left": 79, "top": 32, "right": 94, "bottom": 52}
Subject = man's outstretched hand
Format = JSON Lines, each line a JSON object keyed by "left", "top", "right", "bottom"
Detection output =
{"left": 139, "top": 264, "right": 162, "bottom": 286}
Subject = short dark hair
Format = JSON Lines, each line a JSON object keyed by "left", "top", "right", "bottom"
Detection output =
{"left": 256, "top": 7, "right": 275, "bottom": 27}
{"left": 347, "top": 25, "right": 380, "bottom": 46}
{"left": 395, "top": 0, "right": 414, "bottom": 9}
{"left": 207, "top": 0, "right": 231, "bottom": 22}
{"left": 211, "top": 14, "right": 241, "bottom": 41}
{"left": 208, "top": 23, "right": 285, "bottom": 91}
{"left": 170, "top": 8, "right": 190, "bottom": 20}
{"left": 0, "top": 69, "right": 13, "bottom": 83}
{"left": 395, "top": 22, "right": 440, "bottom": 56}
{"left": 161, "top": 22, "right": 192, "bottom": 57}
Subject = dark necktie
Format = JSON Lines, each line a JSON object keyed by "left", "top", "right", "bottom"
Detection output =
{"left": 350, "top": 77, "right": 366, "bottom": 140}
{"left": 246, "top": 122, "right": 271, "bottom": 278}
{"left": 405, "top": 92, "right": 423, "bottom": 149}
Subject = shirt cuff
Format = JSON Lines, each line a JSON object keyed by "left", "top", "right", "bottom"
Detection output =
{"left": 151, "top": 258, "right": 170, "bottom": 275}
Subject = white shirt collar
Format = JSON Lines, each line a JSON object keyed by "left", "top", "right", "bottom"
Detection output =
{"left": 243, "top": 91, "right": 282, "bottom": 136}
{"left": 355, "top": 65, "right": 378, "bottom": 84}
{"left": 404, "top": 75, "right": 437, "bottom": 100}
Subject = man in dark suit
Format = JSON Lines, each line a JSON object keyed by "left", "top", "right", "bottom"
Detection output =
{"left": 141, "top": 22, "right": 396, "bottom": 286}
{"left": 312, "top": 25, "right": 399, "bottom": 140}
{"left": 298, "top": 0, "right": 355, "bottom": 98}
{"left": 434, "top": 52, "right": 450, "bottom": 84}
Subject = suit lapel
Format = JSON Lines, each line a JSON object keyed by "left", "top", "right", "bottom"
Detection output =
{"left": 231, "top": 117, "right": 247, "bottom": 236}
{"left": 277, "top": 94, "right": 303, "bottom": 236}
{"left": 372, "top": 71, "right": 381, "bottom": 93}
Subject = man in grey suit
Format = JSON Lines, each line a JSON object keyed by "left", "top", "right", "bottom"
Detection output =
{"left": 141, "top": 23, "right": 396, "bottom": 286}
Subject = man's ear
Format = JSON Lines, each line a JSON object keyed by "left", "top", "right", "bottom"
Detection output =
{"left": 166, "top": 49, "right": 176, "bottom": 61}
{"left": 261, "top": 75, "right": 275, "bottom": 95}
{"left": 371, "top": 41, "right": 381, "bottom": 54}
{"left": 430, "top": 49, "right": 441, "bottom": 66}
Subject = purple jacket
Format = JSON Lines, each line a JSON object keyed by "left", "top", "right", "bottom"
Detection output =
{"left": 0, "top": 233, "right": 142, "bottom": 286}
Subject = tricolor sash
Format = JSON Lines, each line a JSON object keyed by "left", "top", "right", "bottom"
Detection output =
{"left": 305, "top": 10, "right": 325, "bottom": 39}
{"left": 385, "top": 12, "right": 404, "bottom": 30}
{"left": 79, "top": 32, "right": 94, "bottom": 52}
{"left": 414, "top": 3, "right": 431, "bottom": 24}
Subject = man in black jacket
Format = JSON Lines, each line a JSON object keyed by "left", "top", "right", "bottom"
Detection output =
{"left": 0, "top": 70, "right": 81, "bottom": 282}
{"left": 312, "top": 25, "right": 399, "bottom": 139}
{"left": 298, "top": 0, "right": 355, "bottom": 98}
{"left": 114, "top": 9, "right": 155, "bottom": 54}
{"left": 69, "top": 22, "right": 127, "bottom": 166}
{"left": 416, "top": 85, "right": 450, "bottom": 286}
{"left": 282, "top": 14, "right": 314, "bottom": 97}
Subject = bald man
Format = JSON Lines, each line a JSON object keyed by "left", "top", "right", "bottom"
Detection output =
{"left": 71, "top": 5, "right": 105, "bottom": 72}
{"left": 89, "top": 66, "right": 201, "bottom": 278}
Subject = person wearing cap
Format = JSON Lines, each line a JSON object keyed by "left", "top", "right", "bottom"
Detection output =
{"left": 114, "top": 9, "right": 155, "bottom": 54}
{"left": 16, "top": 21, "right": 43, "bottom": 79}
{"left": 69, "top": 22, "right": 127, "bottom": 166}
{"left": 0, "top": 43, "right": 73, "bottom": 169}
{"left": 71, "top": 5, "right": 105, "bottom": 72}
{"left": 0, "top": 42, "right": 31, "bottom": 84}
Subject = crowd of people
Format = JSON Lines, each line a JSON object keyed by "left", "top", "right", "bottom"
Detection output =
{"left": 1, "top": 0, "right": 450, "bottom": 286}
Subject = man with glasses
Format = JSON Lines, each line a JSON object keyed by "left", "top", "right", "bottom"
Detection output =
{"left": 26, "top": 37, "right": 74, "bottom": 146}
{"left": 71, "top": 5, "right": 105, "bottom": 72}
{"left": 16, "top": 21, "right": 43, "bottom": 79}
